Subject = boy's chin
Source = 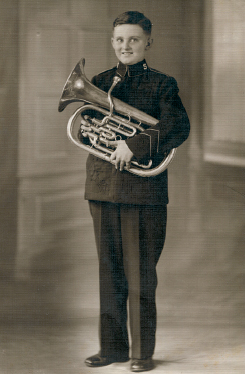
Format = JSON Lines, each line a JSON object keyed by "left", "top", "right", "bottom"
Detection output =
{"left": 118, "top": 56, "right": 142, "bottom": 65}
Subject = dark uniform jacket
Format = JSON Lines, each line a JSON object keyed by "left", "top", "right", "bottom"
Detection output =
{"left": 84, "top": 59, "right": 190, "bottom": 205}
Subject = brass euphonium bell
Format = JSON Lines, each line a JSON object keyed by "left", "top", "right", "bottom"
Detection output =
{"left": 58, "top": 58, "right": 176, "bottom": 177}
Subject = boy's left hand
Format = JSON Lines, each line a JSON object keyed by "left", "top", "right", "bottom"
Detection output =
{"left": 109, "top": 140, "right": 134, "bottom": 171}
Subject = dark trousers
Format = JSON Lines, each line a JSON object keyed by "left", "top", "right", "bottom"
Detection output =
{"left": 89, "top": 201, "right": 167, "bottom": 359}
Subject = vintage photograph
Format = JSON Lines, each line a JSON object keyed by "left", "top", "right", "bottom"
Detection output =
{"left": 0, "top": 0, "right": 244, "bottom": 373}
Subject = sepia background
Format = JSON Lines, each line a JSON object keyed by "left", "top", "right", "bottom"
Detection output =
{"left": 0, "top": 0, "right": 244, "bottom": 373}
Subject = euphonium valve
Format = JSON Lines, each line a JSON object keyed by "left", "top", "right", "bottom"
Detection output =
{"left": 58, "top": 58, "right": 176, "bottom": 177}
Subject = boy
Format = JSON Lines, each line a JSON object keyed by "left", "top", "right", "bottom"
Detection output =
{"left": 84, "top": 11, "right": 190, "bottom": 372}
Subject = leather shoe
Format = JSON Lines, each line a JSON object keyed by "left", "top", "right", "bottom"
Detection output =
{"left": 85, "top": 353, "right": 129, "bottom": 367}
{"left": 130, "top": 357, "right": 154, "bottom": 372}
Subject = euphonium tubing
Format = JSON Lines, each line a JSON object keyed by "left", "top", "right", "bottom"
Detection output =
{"left": 67, "top": 104, "right": 176, "bottom": 177}
{"left": 59, "top": 58, "right": 176, "bottom": 177}
{"left": 67, "top": 104, "right": 154, "bottom": 171}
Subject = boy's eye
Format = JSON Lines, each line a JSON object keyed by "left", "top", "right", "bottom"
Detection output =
{"left": 114, "top": 37, "right": 139, "bottom": 43}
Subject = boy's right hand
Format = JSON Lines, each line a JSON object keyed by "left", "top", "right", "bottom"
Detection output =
{"left": 109, "top": 140, "right": 134, "bottom": 171}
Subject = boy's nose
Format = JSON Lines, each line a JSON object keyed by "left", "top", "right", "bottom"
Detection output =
{"left": 122, "top": 40, "right": 130, "bottom": 49}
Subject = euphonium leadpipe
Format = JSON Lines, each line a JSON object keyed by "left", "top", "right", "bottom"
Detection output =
{"left": 58, "top": 58, "right": 176, "bottom": 177}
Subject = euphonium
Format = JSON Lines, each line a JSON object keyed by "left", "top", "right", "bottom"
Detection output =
{"left": 58, "top": 58, "right": 176, "bottom": 177}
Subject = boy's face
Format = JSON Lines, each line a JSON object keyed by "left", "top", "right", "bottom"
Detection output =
{"left": 111, "top": 24, "right": 152, "bottom": 65}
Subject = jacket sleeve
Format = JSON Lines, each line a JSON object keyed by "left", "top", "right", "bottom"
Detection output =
{"left": 125, "top": 76, "right": 190, "bottom": 163}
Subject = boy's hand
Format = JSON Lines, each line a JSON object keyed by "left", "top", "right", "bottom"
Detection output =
{"left": 109, "top": 140, "right": 134, "bottom": 171}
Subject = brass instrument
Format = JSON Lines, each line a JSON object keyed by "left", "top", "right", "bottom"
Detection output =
{"left": 58, "top": 58, "right": 176, "bottom": 177}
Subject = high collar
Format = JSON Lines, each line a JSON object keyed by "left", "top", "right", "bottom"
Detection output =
{"left": 116, "top": 59, "right": 148, "bottom": 77}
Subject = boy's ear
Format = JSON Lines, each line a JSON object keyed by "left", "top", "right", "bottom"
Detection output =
{"left": 145, "top": 38, "right": 153, "bottom": 50}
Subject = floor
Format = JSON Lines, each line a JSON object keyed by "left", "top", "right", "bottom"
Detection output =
{"left": 1, "top": 160, "right": 245, "bottom": 374}
{"left": 1, "top": 318, "right": 245, "bottom": 373}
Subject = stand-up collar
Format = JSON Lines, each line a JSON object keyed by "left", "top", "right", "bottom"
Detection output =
{"left": 116, "top": 59, "right": 148, "bottom": 77}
